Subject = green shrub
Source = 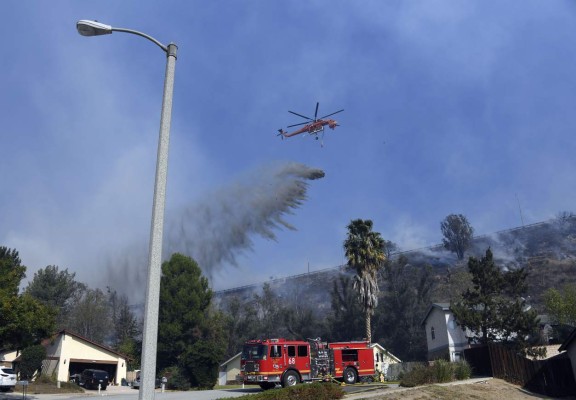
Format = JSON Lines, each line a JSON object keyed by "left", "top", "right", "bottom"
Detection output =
{"left": 161, "top": 366, "right": 190, "bottom": 391}
{"left": 399, "top": 359, "right": 472, "bottom": 387}
{"left": 217, "top": 383, "right": 345, "bottom": 400}
{"left": 453, "top": 360, "right": 472, "bottom": 380}
{"left": 399, "top": 364, "right": 435, "bottom": 387}
{"left": 20, "top": 345, "right": 46, "bottom": 380}
{"left": 433, "top": 359, "right": 453, "bottom": 383}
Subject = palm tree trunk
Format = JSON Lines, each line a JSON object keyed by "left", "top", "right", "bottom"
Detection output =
{"left": 366, "top": 312, "right": 372, "bottom": 343}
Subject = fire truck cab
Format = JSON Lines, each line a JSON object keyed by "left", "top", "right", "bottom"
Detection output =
{"left": 240, "top": 338, "right": 374, "bottom": 390}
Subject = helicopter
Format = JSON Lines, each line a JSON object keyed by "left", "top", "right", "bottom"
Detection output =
{"left": 277, "top": 102, "right": 344, "bottom": 141}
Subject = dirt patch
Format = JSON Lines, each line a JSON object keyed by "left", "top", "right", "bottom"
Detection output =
{"left": 348, "top": 378, "right": 575, "bottom": 400}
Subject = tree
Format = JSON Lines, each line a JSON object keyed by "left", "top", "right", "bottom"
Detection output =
{"left": 0, "top": 293, "right": 56, "bottom": 349}
{"left": 327, "top": 276, "right": 365, "bottom": 341}
{"left": 441, "top": 214, "right": 474, "bottom": 260}
{"left": 107, "top": 288, "right": 141, "bottom": 368}
{"left": 0, "top": 247, "right": 26, "bottom": 297}
{"left": 220, "top": 296, "right": 259, "bottom": 359}
{"left": 343, "top": 219, "right": 386, "bottom": 343}
{"left": 0, "top": 247, "right": 56, "bottom": 350}
{"left": 451, "top": 248, "right": 542, "bottom": 355}
{"left": 251, "top": 283, "right": 285, "bottom": 338}
{"left": 66, "top": 287, "right": 111, "bottom": 343}
{"left": 25, "top": 265, "right": 86, "bottom": 327}
{"left": 543, "top": 284, "right": 576, "bottom": 327}
{"left": 375, "top": 256, "right": 433, "bottom": 361}
{"left": 19, "top": 345, "right": 47, "bottom": 379}
{"left": 157, "top": 253, "right": 226, "bottom": 388}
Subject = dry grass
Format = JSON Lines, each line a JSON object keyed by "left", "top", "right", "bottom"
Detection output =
{"left": 12, "top": 381, "right": 84, "bottom": 395}
{"left": 355, "top": 379, "right": 570, "bottom": 400}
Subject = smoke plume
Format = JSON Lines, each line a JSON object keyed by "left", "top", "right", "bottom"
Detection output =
{"left": 164, "top": 162, "right": 325, "bottom": 279}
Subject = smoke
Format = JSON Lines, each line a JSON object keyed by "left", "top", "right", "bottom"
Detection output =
{"left": 164, "top": 162, "right": 325, "bottom": 279}
{"left": 103, "top": 162, "right": 324, "bottom": 304}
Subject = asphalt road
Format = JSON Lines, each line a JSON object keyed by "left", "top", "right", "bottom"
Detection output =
{"left": 2, "top": 385, "right": 260, "bottom": 400}
{"left": 1, "top": 382, "right": 401, "bottom": 400}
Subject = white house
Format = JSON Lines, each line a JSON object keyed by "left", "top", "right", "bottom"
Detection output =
{"left": 0, "top": 350, "right": 19, "bottom": 367}
{"left": 218, "top": 352, "right": 241, "bottom": 386}
{"left": 421, "top": 303, "right": 469, "bottom": 361}
{"left": 369, "top": 343, "right": 400, "bottom": 380}
{"left": 39, "top": 330, "right": 128, "bottom": 384}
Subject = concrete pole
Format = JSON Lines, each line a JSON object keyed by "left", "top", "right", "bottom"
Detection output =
{"left": 139, "top": 43, "right": 177, "bottom": 400}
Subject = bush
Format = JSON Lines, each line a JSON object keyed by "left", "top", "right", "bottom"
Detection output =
{"left": 19, "top": 345, "right": 46, "bottom": 380}
{"left": 400, "top": 360, "right": 472, "bottom": 387}
{"left": 453, "top": 360, "right": 472, "bottom": 380}
{"left": 161, "top": 366, "right": 190, "bottom": 391}
{"left": 433, "top": 359, "right": 453, "bottom": 383}
{"left": 399, "top": 364, "right": 435, "bottom": 387}
{"left": 217, "top": 383, "right": 345, "bottom": 400}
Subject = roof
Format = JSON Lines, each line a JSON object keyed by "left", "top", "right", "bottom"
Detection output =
{"left": 42, "top": 329, "right": 129, "bottom": 360}
{"left": 421, "top": 303, "right": 451, "bottom": 326}
{"left": 369, "top": 343, "right": 401, "bottom": 362}
{"left": 558, "top": 326, "right": 576, "bottom": 352}
{"left": 220, "top": 352, "right": 242, "bottom": 367}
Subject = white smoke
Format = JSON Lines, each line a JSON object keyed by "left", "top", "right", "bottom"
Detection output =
{"left": 104, "top": 162, "right": 325, "bottom": 303}
{"left": 165, "top": 162, "right": 325, "bottom": 278}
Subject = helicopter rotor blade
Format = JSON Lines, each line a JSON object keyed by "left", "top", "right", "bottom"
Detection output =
{"left": 288, "top": 110, "right": 313, "bottom": 121}
{"left": 287, "top": 121, "right": 309, "bottom": 128}
{"left": 314, "top": 102, "right": 319, "bottom": 120}
{"left": 319, "top": 109, "right": 344, "bottom": 119}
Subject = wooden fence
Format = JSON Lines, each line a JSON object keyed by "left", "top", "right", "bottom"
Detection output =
{"left": 464, "top": 344, "right": 575, "bottom": 398}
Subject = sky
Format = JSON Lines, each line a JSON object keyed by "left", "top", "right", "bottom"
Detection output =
{"left": 2, "top": 1, "right": 576, "bottom": 302}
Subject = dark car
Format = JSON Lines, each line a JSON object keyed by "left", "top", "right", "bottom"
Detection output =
{"left": 132, "top": 371, "right": 162, "bottom": 389}
{"left": 80, "top": 369, "right": 109, "bottom": 390}
{"left": 69, "top": 373, "right": 81, "bottom": 384}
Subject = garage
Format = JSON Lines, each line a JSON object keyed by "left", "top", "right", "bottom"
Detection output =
{"left": 41, "top": 330, "right": 127, "bottom": 385}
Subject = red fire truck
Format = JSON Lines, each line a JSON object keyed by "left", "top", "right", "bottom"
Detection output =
{"left": 240, "top": 338, "right": 375, "bottom": 390}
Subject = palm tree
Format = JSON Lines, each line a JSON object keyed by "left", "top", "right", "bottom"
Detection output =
{"left": 343, "top": 219, "right": 386, "bottom": 343}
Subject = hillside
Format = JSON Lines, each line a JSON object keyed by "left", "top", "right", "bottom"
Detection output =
{"left": 214, "top": 216, "right": 576, "bottom": 313}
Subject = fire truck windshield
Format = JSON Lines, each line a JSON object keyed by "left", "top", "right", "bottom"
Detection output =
{"left": 241, "top": 344, "right": 267, "bottom": 360}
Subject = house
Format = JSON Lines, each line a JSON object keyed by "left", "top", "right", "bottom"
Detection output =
{"left": 558, "top": 326, "right": 576, "bottom": 384}
{"left": 218, "top": 352, "right": 241, "bottom": 386}
{"left": 421, "top": 303, "right": 469, "bottom": 361}
{"left": 369, "top": 343, "right": 400, "bottom": 380}
{"left": 37, "top": 329, "right": 128, "bottom": 384}
{"left": 0, "top": 350, "right": 19, "bottom": 368}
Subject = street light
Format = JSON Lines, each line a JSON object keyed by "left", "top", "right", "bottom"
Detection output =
{"left": 77, "top": 20, "right": 177, "bottom": 400}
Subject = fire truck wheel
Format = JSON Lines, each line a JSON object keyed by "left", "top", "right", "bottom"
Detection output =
{"left": 282, "top": 370, "right": 299, "bottom": 387}
{"left": 343, "top": 367, "right": 357, "bottom": 384}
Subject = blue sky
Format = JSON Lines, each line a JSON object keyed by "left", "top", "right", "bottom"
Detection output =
{"left": 2, "top": 1, "right": 576, "bottom": 300}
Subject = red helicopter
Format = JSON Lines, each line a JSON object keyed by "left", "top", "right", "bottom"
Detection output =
{"left": 277, "top": 102, "right": 344, "bottom": 141}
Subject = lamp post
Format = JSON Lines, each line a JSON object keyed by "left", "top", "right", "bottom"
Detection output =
{"left": 77, "top": 20, "right": 177, "bottom": 400}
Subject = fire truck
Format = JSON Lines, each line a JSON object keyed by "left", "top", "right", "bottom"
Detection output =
{"left": 239, "top": 338, "right": 375, "bottom": 390}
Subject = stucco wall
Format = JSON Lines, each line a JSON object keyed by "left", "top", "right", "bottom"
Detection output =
{"left": 43, "top": 333, "right": 126, "bottom": 383}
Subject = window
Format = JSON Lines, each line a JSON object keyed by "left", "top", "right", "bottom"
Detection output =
{"left": 270, "top": 345, "right": 282, "bottom": 358}
{"left": 342, "top": 349, "right": 358, "bottom": 362}
{"left": 431, "top": 326, "right": 436, "bottom": 340}
{"left": 298, "top": 345, "right": 308, "bottom": 357}
{"left": 287, "top": 346, "right": 296, "bottom": 357}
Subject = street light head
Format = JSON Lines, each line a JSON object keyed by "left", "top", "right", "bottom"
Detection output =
{"left": 76, "top": 20, "right": 113, "bottom": 36}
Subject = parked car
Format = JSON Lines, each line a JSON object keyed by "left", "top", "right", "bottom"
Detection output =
{"left": 79, "top": 369, "right": 109, "bottom": 390}
{"left": 69, "top": 373, "right": 82, "bottom": 385}
{"left": 0, "top": 367, "right": 16, "bottom": 392}
{"left": 132, "top": 371, "right": 162, "bottom": 389}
